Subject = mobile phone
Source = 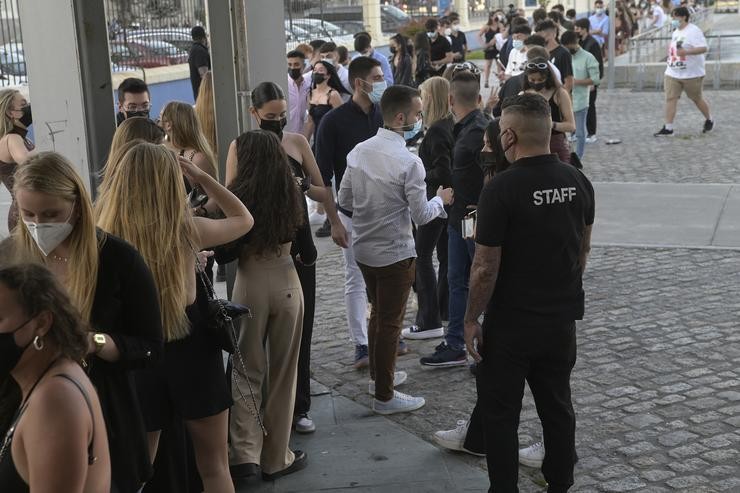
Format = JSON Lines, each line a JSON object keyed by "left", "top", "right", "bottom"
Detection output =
{"left": 463, "top": 210, "right": 477, "bottom": 239}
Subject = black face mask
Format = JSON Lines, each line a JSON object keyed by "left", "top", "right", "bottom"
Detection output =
{"left": 569, "top": 48, "right": 579, "bottom": 55}
{"left": 0, "top": 319, "right": 32, "bottom": 377}
{"left": 480, "top": 151, "right": 497, "bottom": 169}
{"left": 117, "top": 110, "right": 150, "bottom": 127}
{"left": 390, "top": 46, "right": 397, "bottom": 55}
{"left": 19, "top": 104, "right": 32, "bottom": 127}
{"left": 312, "top": 73, "right": 327, "bottom": 85}
{"left": 288, "top": 68, "right": 303, "bottom": 81}
{"left": 259, "top": 117, "right": 287, "bottom": 138}
{"left": 529, "top": 81, "right": 546, "bottom": 91}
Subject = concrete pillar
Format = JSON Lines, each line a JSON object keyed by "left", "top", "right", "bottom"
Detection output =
{"left": 454, "top": 0, "right": 470, "bottom": 27}
{"left": 363, "top": 0, "right": 384, "bottom": 43}
{"left": 19, "top": 0, "right": 115, "bottom": 190}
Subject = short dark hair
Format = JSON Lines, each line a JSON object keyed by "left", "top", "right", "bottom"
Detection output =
{"left": 560, "top": 30, "right": 579, "bottom": 45}
{"left": 309, "top": 39, "right": 327, "bottom": 50}
{"left": 380, "top": 85, "right": 420, "bottom": 124}
{"left": 337, "top": 46, "right": 349, "bottom": 64}
{"left": 354, "top": 33, "right": 372, "bottom": 53}
{"left": 511, "top": 24, "right": 532, "bottom": 36}
{"left": 566, "top": 8, "right": 577, "bottom": 18}
{"left": 319, "top": 41, "right": 338, "bottom": 54}
{"left": 348, "top": 56, "right": 381, "bottom": 88}
{"left": 524, "top": 34, "right": 546, "bottom": 47}
{"left": 594, "top": 0, "right": 604, "bottom": 5}
{"left": 191, "top": 26, "right": 206, "bottom": 40}
{"left": 548, "top": 10, "right": 564, "bottom": 23}
{"left": 672, "top": 6, "right": 690, "bottom": 20}
{"left": 534, "top": 19, "right": 558, "bottom": 33}
{"left": 287, "top": 49, "right": 306, "bottom": 60}
{"left": 450, "top": 71, "right": 480, "bottom": 107}
{"left": 501, "top": 93, "right": 551, "bottom": 119}
{"left": 552, "top": 4, "right": 565, "bottom": 12}
{"left": 533, "top": 8, "right": 548, "bottom": 23}
{"left": 511, "top": 16, "right": 530, "bottom": 27}
{"left": 448, "top": 12, "right": 460, "bottom": 22}
{"left": 354, "top": 31, "right": 371, "bottom": 40}
{"left": 118, "top": 77, "right": 149, "bottom": 104}
{"left": 574, "top": 18, "right": 591, "bottom": 31}
{"left": 439, "top": 17, "right": 451, "bottom": 27}
{"left": 425, "top": 18, "right": 439, "bottom": 31}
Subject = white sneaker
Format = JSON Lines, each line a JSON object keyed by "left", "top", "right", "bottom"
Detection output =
{"left": 308, "top": 210, "right": 326, "bottom": 225}
{"left": 519, "top": 440, "right": 545, "bottom": 468}
{"left": 568, "top": 134, "right": 577, "bottom": 142}
{"left": 401, "top": 325, "right": 444, "bottom": 340}
{"left": 368, "top": 371, "right": 407, "bottom": 395}
{"left": 293, "top": 414, "right": 316, "bottom": 434}
{"left": 585, "top": 135, "right": 598, "bottom": 144}
{"left": 433, "top": 420, "right": 486, "bottom": 456}
{"left": 372, "top": 390, "right": 425, "bottom": 415}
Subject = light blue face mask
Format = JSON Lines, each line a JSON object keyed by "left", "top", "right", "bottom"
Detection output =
{"left": 402, "top": 118, "right": 423, "bottom": 140}
{"left": 512, "top": 39, "right": 524, "bottom": 50}
{"left": 364, "top": 80, "right": 387, "bottom": 104}
{"left": 671, "top": 19, "right": 680, "bottom": 29}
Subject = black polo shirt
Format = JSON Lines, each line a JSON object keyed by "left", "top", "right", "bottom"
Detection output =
{"left": 450, "top": 31, "right": 468, "bottom": 61}
{"left": 580, "top": 34, "right": 604, "bottom": 78}
{"left": 430, "top": 35, "right": 452, "bottom": 75}
{"left": 188, "top": 41, "right": 211, "bottom": 99}
{"left": 449, "top": 109, "right": 489, "bottom": 232}
{"left": 475, "top": 154, "right": 595, "bottom": 327}
{"left": 549, "top": 45, "right": 573, "bottom": 84}
{"left": 315, "top": 99, "right": 383, "bottom": 217}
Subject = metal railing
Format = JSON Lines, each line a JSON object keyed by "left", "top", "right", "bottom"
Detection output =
{"left": 627, "top": 7, "right": 713, "bottom": 64}
{"left": 0, "top": 0, "right": 26, "bottom": 87}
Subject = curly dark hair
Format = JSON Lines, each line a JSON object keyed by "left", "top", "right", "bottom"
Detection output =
{"left": 229, "top": 130, "right": 304, "bottom": 256}
{"left": 0, "top": 263, "right": 89, "bottom": 363}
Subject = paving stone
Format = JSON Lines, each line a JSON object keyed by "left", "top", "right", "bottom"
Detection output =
{"left": 598, "top": 476, "right": 647, "bottom": 492}
{"left": 623, "top": 414, "right": 663, "bottom": 429}
{"left": 657, "top": 430, "right": 699, "bottom": 447}
{"left": 641, "top": 470, "right": 676, "bottom": 482}
{"left": 665, "top": 475, "right": 709, "bottom": 489}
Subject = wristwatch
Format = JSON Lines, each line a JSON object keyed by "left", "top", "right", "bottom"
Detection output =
{"left": 93, "top": 333, "right": 107, "bottom": 354}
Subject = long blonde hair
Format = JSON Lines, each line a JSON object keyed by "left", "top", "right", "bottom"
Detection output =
{"left": 161, "top": 101, "right": 218, "bottom": 180}
{"left": 99, "top": 117, "right": 165, "bottom": 187}
{"left": 194, "top": 72, "right": 218, "bottom": 160}
{"left": 95, "top": 142, "right": 197, "bottom": 341}
{"left": 12, "top": 152, "right": 101, "bottom": 321}
{"left": 419, "top": 77, "right": 451, "bottom": 128}
{"left": 0, "top": 89, "right": 19, "bottom": 137}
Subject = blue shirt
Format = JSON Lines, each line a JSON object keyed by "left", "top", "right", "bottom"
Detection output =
{"left": 588, "top": 13, "right": 610, "bottom": 45}
{"left": 315, "top": 98, "right": 383, "bottom": 217}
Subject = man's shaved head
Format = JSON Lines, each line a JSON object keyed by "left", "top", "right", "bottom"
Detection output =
{"left": 500, "top": 94, "right": 552, "bottom": 147}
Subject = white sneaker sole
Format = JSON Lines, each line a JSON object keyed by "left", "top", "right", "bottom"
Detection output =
{"left": 433, "top": 434, "right": 486, "bottom": 457}
{"left": 518, "top": 456, "right": 544, "bottom": 468}
{"left": 368, "top": 372, "right": 408, "bottom": 395}
{"left": 372, "top": 398, "right": 425, "bottom": 415}
{"left": 402, "top": 327, "right": 445, "bottom": 340}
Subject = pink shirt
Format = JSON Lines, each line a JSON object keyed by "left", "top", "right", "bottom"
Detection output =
{"left": 287, "top": 74, "right": 311, "bottom": 134}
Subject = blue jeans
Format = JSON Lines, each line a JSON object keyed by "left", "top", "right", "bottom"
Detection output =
{"left": 574, "top": 108, "right": 588, "bottom": 159}
{"left": 446, "top": 225, "right": 476, "bottom": 350}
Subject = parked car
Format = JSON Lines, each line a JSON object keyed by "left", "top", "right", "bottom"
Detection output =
{"left": 122, "top": 28, "right": 193, "bottom": 52}
{"left": 110, "top": 40, "right": 188, "bottom": 68}
{"left": 285, "top": 22, "right": 312, "bottom": 43}
{"left": 305, "top": 5, "right": 411, "bottom": 34}
{"left": 288, "top": 18, "right": 355, "bottom": 46}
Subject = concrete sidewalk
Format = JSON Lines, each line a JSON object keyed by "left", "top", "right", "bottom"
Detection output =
{"left": 236, "top": 381, "right": 491, "bottom": 493}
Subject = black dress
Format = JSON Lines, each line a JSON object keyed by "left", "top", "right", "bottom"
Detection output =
{"left": 89, "top": 232, "right": 164, "bottom": 492}
{"left": 484, "top": 27, "right": 499, "bottom": 60}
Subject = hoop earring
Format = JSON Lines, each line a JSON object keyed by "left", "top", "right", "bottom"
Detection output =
{"left": 33, "top": 336, "right": 44, "bottom": 351}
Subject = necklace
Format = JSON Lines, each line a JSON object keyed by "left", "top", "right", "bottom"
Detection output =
{"left": 50, "top": 254, "right": 69, "bottom": 263}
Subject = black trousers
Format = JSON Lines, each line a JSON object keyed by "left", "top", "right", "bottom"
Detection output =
{"left": 586, "top": 87, "right": 597, "bottom": 137}
{"left": 414, "top": 217, "right": 449, "bottom": 329}
{"left": 293, "top": 261, "right": 316, "bottom": 416}
{"left": 478, "top": 321, "right": 577, "bottom": 493}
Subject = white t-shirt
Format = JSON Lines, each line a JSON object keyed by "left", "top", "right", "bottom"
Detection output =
{"left": 665, "top": 23, "right": 707, "bottom": 79}
{"left": 652, "top": 5, "right": 666, "bottom": 28}
{"left": 505, "top": 48, "right": 528, "bottom": 76}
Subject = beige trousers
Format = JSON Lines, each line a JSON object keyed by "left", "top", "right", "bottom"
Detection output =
{"left": 228, "top": 243, "right": 304, "bottom": 474}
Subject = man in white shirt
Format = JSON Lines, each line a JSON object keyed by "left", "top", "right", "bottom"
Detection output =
{"left": 286, "top": 50, "right": 310, "bottom": 134}
{"left": 654, "top": 6, "right": 713, "bottom": 136}
{"left": 503, "top": 24, "right": 532, "bottom": 79}
{"left": 650, "top": 0, "right": 667, "bottom": 29}
{"left": 339, "top": 85, "right": 453, "bottom": 415}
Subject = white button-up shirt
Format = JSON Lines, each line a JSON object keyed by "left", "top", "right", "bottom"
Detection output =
{"left": 287, "top": 73, "right": 310, "bottom": 134}
{"left": 339, "top": 128, "right": 447, "bottom": 268}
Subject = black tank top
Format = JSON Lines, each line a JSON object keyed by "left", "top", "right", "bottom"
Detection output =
{"left": 308, "top": 89, "right": 334, "bottom": 139}
{"left": 0, "top": 363, "right": 97, "bottom": 493}
{"left": 549, "top": 93, "right": 564, "bottom": 134}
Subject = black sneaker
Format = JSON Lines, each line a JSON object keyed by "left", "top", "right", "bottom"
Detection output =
{"left": 653, "top": 126, "right": 674, "bottom": 137}
{"left": 420, "top": 342, "right": 467, "bottom": 367}
{"left": 315, "top": 218, "right": 331, "bottom": 238}
{"left": 703, "top": 119, "right": 714, "bottom": 133}
{"left": 262, "top": 450, "right": 308, "bottom": 481}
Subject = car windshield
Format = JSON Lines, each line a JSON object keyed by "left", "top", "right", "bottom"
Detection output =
{"left": 382, "top": 5, "right": 410, "bottom": 21}
{"left": 147, "top": 42, "right": 181, "bottom": 56}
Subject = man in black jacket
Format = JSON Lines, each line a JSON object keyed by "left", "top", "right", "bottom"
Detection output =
{"left": 575, "top": 18, "right": 603, "bottom": 142}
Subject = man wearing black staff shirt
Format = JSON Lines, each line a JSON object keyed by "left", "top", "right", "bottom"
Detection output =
{"left": 315, "top": 56, "right": 384, "bottom": 369}
{"left": 465, "top": 94, "right": 594, "bottom": 492}
{"left": 535, "top": 20, "right": 573, "bottom": 92}
{"left": 188, "top": 26, "right": 211, "bottom": 100}
{"left": 426, "top": 18, "right": 453, "bottom": 77}
{"left": 420, "top": 71, "right": 488, "bottom": 368}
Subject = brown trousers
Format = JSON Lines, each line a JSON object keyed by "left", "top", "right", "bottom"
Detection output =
{"left": 358, "top": 258, "right": 416, "bottom": 401}
{"left": 228, "top": 243, "right": 304, "bottom": 474}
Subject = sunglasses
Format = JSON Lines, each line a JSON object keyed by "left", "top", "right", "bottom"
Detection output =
{"left": 525, "top": 62, "right": 549, "bottom": 70}
{"left": 451, "top": 62, "right": 482, "bottom": 76}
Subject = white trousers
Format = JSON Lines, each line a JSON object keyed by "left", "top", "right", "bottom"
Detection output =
{"left": 339, "top": 213, "right": 368, "bottom": 346}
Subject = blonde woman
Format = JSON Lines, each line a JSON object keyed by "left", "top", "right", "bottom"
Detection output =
{"left": 3, "top": 152, "right": 163, "bottom": 493}
{"left": 0, "top": 89, "right": 34, "bottom": 232}
{"left": 195, "top": 72, "right": 217, "bottom": 160}
{"left": 159, "top": 101, "right": 218, "bottom": 181}
{"left": 96, "top": 142, "right": 253, "bottom": 493}
{"left": 401, "top": 76, "right": 454, "bottom": 341}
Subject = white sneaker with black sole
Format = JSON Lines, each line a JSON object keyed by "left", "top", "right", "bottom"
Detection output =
{"left": 433, "top": 420, "right": 486, "bottom": 457}
{"left": 401, "top": 325, "right": 444, "bottom": 340}
{"left": 519, "top": 440, "right": 545, "bottom": 468}
{"left": 372, "top": 390, "right": 425, "bottom": 415}
{"left": 368, "top": 371, "right": 407, "bottom": 395}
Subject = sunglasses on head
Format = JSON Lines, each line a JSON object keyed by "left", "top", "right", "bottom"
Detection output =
{"left": 525, "top": 62, "right": 549, "bottom": 70}
{"left": 451, "top": 62, "right": 482, "bottom": 77}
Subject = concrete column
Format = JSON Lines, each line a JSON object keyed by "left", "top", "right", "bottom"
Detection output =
{"left": 363, "top": 0, "right": 384, "bottom": 43}
{"left": 454, "top": 0, "right": 470, "bottom": 27}
{"left": 244, "top": 0, "right": 288, "bottom": 100}
{"left": 19, "top": 0, "right": 114, "bottom": 190}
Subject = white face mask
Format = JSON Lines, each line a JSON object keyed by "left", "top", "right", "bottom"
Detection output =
{"left": 444, "top": 28, "right": 453, "bottom": 36}
{"left": 23, "top": 203, "right": 75, "bottom": 256}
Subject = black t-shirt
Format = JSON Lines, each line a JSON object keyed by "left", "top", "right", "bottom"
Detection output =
{"left": 549, "top": 45, "right": 573, "bottom": 83}
{"left": 450, "top": 31, "right": 468, "bottom": 61}
{"left": 449, "top": 109, "right": 489, "bottom": 232}
{"left": 188, "top": 42, "right": 211, "bottom": 99}
{"left": 581, "top": 35, "right": 604, "bottom": 78}
{"left": 430, "top": 35, "right": 452, "bottom": 75}
{"left": 475, "top": 154, "right": 595, "bottom": 327}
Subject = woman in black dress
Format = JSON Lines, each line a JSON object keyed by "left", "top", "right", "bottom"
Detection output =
{"left": 302, "top": 60, "right": 348, "bottom": 145}
{"left": 478, "top": 12, "right": 502, "bottom": 88}
{"left": 5, "top": 151, "right": 162, "bottom": 493}
{"left": 413, "top": 31, "right": 433, "bottom": 86}
{"left": 389, "top": 34, "right": 413, "bottom": 86}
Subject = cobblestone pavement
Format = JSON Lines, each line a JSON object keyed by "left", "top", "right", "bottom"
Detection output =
{"left": 311, "top": 244, "right": 740, "bottom": 492}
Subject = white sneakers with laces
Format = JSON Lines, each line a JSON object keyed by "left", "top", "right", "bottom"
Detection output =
{"left": 368, "top": 370, "right": 407, "bottom": 395}
{"left": 433, "top": 420, "right": 485, "bottom": 457}
{"left": 518, "top": 440, "right": 545, "bottom": 467}
{"left": 372, "top": 390, "right": 425, "bottom": 415}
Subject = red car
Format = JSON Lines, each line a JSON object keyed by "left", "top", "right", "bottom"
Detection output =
{"left": 110, "top": 40, "right": 187, "bottom": 68}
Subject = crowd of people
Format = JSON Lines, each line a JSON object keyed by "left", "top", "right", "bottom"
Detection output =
{"left": 0, "top": 4, "right": 713, "bottom": 492}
